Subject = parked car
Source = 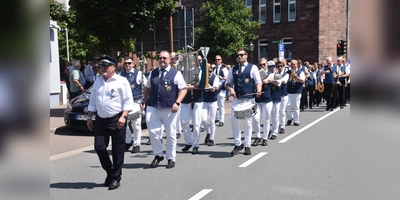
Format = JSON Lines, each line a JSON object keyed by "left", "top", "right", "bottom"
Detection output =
{"left": 64, "top": 86, "right": 146, "bottom": 131}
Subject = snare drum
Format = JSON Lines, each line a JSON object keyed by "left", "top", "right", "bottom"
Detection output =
{"left": 127, "top": 103, "right": 141, "bottom": 121}
{"left": 233, "top": 102, "right": 258, "bottom": 119}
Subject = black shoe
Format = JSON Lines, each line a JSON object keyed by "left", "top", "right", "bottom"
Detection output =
{"left": 287, "top": 119, "right": 293, "bottom": 125}
{"left": 279, "top": 128, "right": 285, "bottom": 134}
{"left": 146, "top": 139, "right": 151, "bottom": 145}
{"left": 215, "top": 120, "right": 219, "bottom": 123}
{"left": 108, "top": 180, "right": 120, "bottom": 190}
{"left": 200, "top": 127, "right": 205, "bottom": 132}
{"left": 294, "top": 122, "right": 300, "bottom": 126}
{"left": 166, "top": 160, "right": 175, "bottom": 169}
{"left": 309, "top": 107, "right": 313, "bottom": 109}
{"left": 204, "top": 134, "right": 210, "bottom": 144}
{"left": 182, "top": 145, "right": 191, "bottom": 152}
{"left": 300, "top": 109, "right": 304, "bottom": 112}
{"left": 104, "top": 175, "right": 112, "bottom": 187}
{"left": 316, "top": 104, "right": 319, "bottom": 107}
{"left": 150, "top": 155, "right": 164, "bottom": 168}
{"left": 340, "top": 106, "right": 344, "bottom": 109}
{"left": 192, "top": 147, "right": 199, "bottom": 154}
{"left": 326, "top": 107, "right": 329, "bottom": 111}
{"left": 131, "top": 146, "right": 140, "bottom": 153}
{"left": 219, "top": 122, "right": 224, "bottom": 127}
{"left": 270, "top": 134, "right": 277, "bottom": 140}
{"left": 177, "top": 133, "right": 181, "bottom": 139}
{"left": 244, "top": 147, "right": 252, "bottom": 155}
{"left": 231, "top": 144, "right": 244, "bottom": 155}
{"left": 261, "top": 139, "right": 268, "bottom": 146}
{"left": 330, "top": 108, "right": 334, "bottom": 111}
{"left": 125, "top": 142, "right": 132, "bottom": 151}
{"left": 252, "top": 138, "right": 262, "bottom": 146}
{"left": 207, "top": 140, "right": 214, "bottom": 146}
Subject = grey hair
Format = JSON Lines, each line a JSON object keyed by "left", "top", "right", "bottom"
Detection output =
{"left": 73, "top": 60, "right": 81, "bottom": 68}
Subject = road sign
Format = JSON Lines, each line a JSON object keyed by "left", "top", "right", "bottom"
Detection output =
{"left": 278, "top": 43, "right": 284, "bottom": 60}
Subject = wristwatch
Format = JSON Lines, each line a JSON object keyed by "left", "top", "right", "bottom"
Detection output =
{"left": 123, "top": 115, "right": 128, "bottom": 120}
{"left": 175, "top": 102, "right": 180, "bottom": 106}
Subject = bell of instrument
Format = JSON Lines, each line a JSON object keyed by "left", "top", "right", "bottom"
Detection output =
{"left": 317, "top": 82, "right": 324, "bottom": 93}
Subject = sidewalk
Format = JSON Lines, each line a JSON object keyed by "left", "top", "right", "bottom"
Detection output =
{"left": 50, "top": 101, "right": 232, "bottom": 133}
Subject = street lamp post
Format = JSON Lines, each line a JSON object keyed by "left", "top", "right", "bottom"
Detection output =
{"left": 249, "top": 41, "right": 254, "bottom": 63}
{"left": 65, "top": 27, "right": 70, "bottom": 61}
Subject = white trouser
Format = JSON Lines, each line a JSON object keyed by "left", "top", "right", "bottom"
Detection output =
{"left": 271, "top": 101, "right": 281, "bottom": 135}
{"left": 231, "top": 98, "right": 257, "bottom": 147}
{"left": 257, "top": 102, "right": 273, "bottom": 139}
{"left": 286, "top": 93, "right": 302, "bottom": 124}
{"left": 180, "top": 103, "right": 193, "bottom": 145}
{"left": 146, "top": 106, "right": 177, "bottom": 161}
{"left": 191, "top": 102, "right": 203, "bottom": 148}
{"left": 202, "top": 101, "right": 218, "bottom": 140}
{"left": 252, "top": 105, "right": 261, "bottom": 138}
{"left": 176, "top": 105, "right": 181, "bottom": 133}
{"left": 216, "top": 90, "right": 226, "bottom": 122}
{"left": 279, "top": 95, "right": 289, "bottom": 129}
{"left": 125, "top": 99, "right": 142, "bottom": 146}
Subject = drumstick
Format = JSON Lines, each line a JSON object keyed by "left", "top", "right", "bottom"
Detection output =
{"left": 243, "top": 92, "right": 265, "bottom": 96}
{"left": 132, "top": 94, "right": 142, "bottom": 98}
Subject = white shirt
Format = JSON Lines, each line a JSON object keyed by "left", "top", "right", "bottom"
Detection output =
{"left": 145, "top": 65, "right": 187, "bottom": 90}
{"left": 225, "top": 62, "right": 261, "bottom": 87}
{"left": 88, "top": 73, "right": 134, "bottom": 118}
{"left": 85, "top": 64, "right": 95, "bottom": 82}
{"left": 280, "top": 70, "right": 289, "bottom": 84}
{"left": 214, "top": 65, "right": 228, "bottom": 79}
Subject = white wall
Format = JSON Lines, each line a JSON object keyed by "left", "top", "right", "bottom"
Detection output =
{"left": 50, "top": 20, "right": 61, "bottom": 107}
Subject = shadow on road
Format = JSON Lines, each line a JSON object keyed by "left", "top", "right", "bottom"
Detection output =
{"left": 50, "top": 108, "right": 65, "bottom": 118}
{"left": 50, "top": 182, "right": 104, "bottom": 189}
{"left": 54, "top": 126, "right": 94, "bottom": 136}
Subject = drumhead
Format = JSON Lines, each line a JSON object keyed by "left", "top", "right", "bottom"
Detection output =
{"left": 234, "top": 102, "right": 255, "bottom": 111}
{"left": 130, "top": 103, "right": 141, "bottom": 113}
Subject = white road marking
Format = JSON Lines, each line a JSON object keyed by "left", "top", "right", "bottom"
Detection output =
{"left": 279, "top": 109, "right": 340, "bottom": 143}
{"left": 189, "top": 189, "right": 213, "bottom": 200}
{"left": 50, "top": 145, "right": 93, "bottom": 161}
{"left": 238, "top": 152, "right": 268, "bottom": 168}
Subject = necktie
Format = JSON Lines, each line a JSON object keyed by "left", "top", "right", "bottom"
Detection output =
{"left": 160, "top": 69, "right": 165, "bottom": 80}
{"left": 238, "top": 64, "right": 244, "bottom": 76}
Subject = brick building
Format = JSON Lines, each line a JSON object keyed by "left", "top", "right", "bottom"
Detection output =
{"left": 178, "top": 0, "right": 350, "bottom": 64}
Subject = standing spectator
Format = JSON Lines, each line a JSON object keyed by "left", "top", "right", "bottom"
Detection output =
{"left": 338, "top": 57, "right": 350, "bottom": 109}
{"left": 225, "top": 48, "right": 262, "bottom": 156}
{"left": 69, "top": 60, "right": 86, "bottom": 100}
{"left": 306, "top": 64, "right": 316, "bottom": 109}
{"left": 120, "top": 57, "right": 147, "bottom": 153}
{"left": 142, "top": 50, "right": 187, "bottom": 169}
{"left": 286, "top": 59, "right": 305, "bottom": 126}
{"left": 86, "top": 55, "right": 134, "bottom": 190}
{"left": 213, "top": 55, "right": 228, "bottom": 127}
{"left": 84, "top": 60, "right": 96, "bottom": 89}
{"left": 315, "top": 63, "right": 324, "bottom": 106}
{"left": 63, "top": 61, "right": 73, "bottom": 93}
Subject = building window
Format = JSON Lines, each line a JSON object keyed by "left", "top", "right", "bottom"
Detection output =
{"left": 258, "top": 40, "right": 268, "bottom": 60}
{"left": 288, "top": 0, "right": 296, "bottom": 22}
{"left": 282, "top": 38, "right": 292, "bottom": 60}
{"left": 273, "top": 0, "right": 281, "bottom": 23}
{"left": 260, "top": 0, "right": 266, "bottom": 24}
{"left": 246, "top": 0, "right": 252, "bottom": 21}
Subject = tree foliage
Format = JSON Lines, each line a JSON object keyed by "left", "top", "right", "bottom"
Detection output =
{"left": 195, "top": 0, "right": 261, "bottom": 62}
{"left": 69, "top": 0, "right": 176, "bottom": 57}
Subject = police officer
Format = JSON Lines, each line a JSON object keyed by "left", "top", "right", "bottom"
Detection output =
{"left": 120, "top": 57, "right": 147, "bottom": 153}
{"left": 87, "top": 55, "right": 134, "bottom": 190}
{"left": 142, "top": 50, "right": 187, "bottom": 169}
{"left": 225, "top": 48, "right": 262, "bottom": 156}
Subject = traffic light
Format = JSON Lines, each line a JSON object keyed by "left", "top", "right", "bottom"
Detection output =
{"left": 336, "top": 40, "right": 348, "bottom": 56}
{"left": 337, "top": 43, "right": 342, "bottom": 56}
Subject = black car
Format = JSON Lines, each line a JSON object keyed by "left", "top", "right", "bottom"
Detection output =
{"left": 64, "top": 87, "right": 146, "bottom": 131}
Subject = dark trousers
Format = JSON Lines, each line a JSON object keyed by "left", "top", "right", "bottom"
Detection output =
{"left": 94, "top": 112, "right": 126, "bottom": 181}
{"left": 338, "top": 80, "right": 346, "bottom": 106}
{"left": 300, "top": 87, "right": 308, "bottom": 109}
{"left": 84, "top": 81, "right": 93, "bottom": 89}
{"left": 307, "top": 85, "right": 315, "bottom": 108}
{"left": 69, "top": 91, "right": 82, "bottom": 100}
{"left": 345, "top": 83, "right": 350, "bottom": 102}
{"left": 315, "top": 87, "right": 322, "bottom": 105}
{"left": 323, "top": 83, "right": 335, "bottom": 109}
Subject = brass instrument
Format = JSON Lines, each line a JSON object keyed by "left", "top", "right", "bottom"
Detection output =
{"left": 289, "top": 69, "right": 297, "bottom": 82}
{"left": 317, "top": 82, "right": 324, "bottom": 93}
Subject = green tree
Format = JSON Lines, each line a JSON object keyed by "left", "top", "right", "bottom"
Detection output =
{"left": 195, "top": 0, "right": 261, "bottom": 62}
{"left": 69, "top": 0, "right": 176, "bottom": 58}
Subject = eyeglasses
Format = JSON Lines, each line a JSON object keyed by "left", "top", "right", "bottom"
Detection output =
{"left": 259, "top": 63, "right": 266, "bottom": 66}
{"left": 124, "top": 62, "right": 132, "bottom": 65}
{"left": 237, "top": 54, "right": 246, "bottom": 57}
{"left": 158, "top": 57, "right": 169, "bottom": 60}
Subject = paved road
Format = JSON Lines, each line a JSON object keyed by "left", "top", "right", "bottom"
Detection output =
{"left": 50, "top": 104, "right": 350, "bottom": 200}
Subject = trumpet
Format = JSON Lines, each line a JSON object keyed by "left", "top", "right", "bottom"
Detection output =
{"left": 289, "top": 69, "right": 297, "bottom": 82}
{"left": 333, "top": 72, "right": 342, "bottom": 86}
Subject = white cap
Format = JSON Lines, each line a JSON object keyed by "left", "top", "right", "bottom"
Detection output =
{"left": 267, "top": 61, "right": 275, "bottom": 66}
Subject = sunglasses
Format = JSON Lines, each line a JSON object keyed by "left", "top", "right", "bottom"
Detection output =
{"left": 158, "top": 57, "right": 169, "bottom": 60}
{"left": 237, "top": 54, "right": 246, "bottom": 57}
{"left": 208, "top": 70, "right": 213, "bottom": 72}
{"left": 215, "top": 59, "right": 221, "bottom": 61}
{"left": 198, "top": 60, "right": 202, "bottom": 62}
{"left": 124, "top": 62, "right": 132, "bottom": 65}
{"left": 259, "top": 63, "right": 266, "bottom": 66}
